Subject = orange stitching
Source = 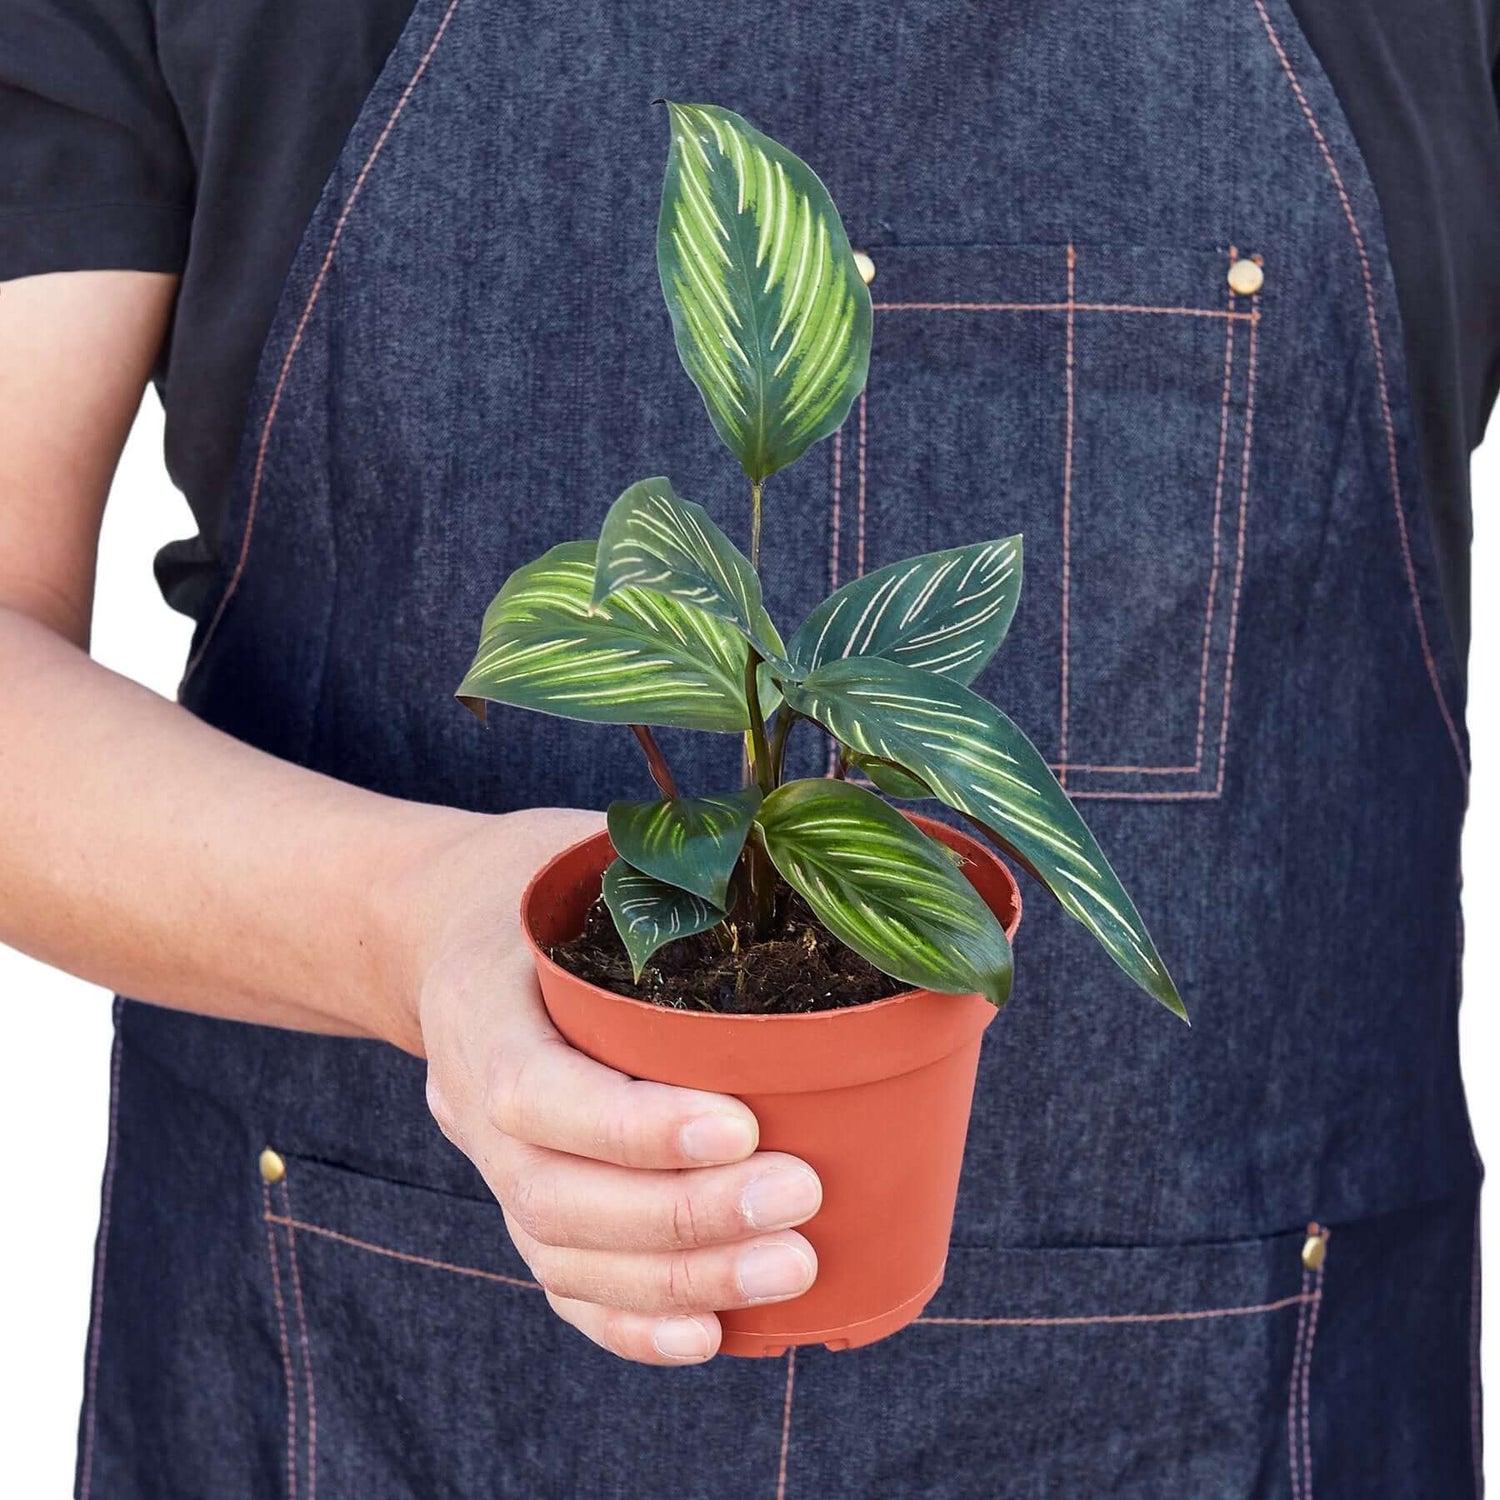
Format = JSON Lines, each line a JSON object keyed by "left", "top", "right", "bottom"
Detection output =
{"left": 1298, "top": 1228, "right": 1330, "bottom": 1497}
{"left": 78, "top": 1016, "right": 121, "bottom": 1500}
{"left": 263, "top": 1212, "right": 540, "bottom": 1289}
{"left": 1296, "top": 1230, "right": 1332, "bottom": 1500}
{"left": 1194, "top": 251, "right": 1240, "bottom": 771}
{"left": 874, "top": 301, "right": 1256, "bottom": 320}
{"left": 263, "top": 1184, "right": 299, "bottom": 1500}
{"left": 914, "top": 1290, "right": 1312, "bottom": 1328}
{"left": 826, "top": 425, "right": 845, "bottom": 777}
{"left": 1058, "top": 245, "right": 1077, "bottom": 790}
{"left": 180, "top": 0, "right": 467, "bottom": 686}
{"left": 856, "top": 390, "right": 868, "bottom": 579}
{"left": 775, "top": 1348, "right": 796, "bottom": 1500}
{"left": 1069, "top": 787, "right": 1221, "bottom": 800}
{"left": 1214, "top": 291, "right": 1259, "bottom": 795}
{"left": 1054, "top": 761, "right": 1198, "bottom": 775}
{"left": 280, "top": 1182, "right": 318, "bottom": 1500}
{"left": 1288, "top": 1267, "right": 1312, "bottom": 1499}
{"left": 1251, "top": 0, "right": 1466, "bottom": 785}
{"left": 829, "top": 426, "right": 843, "bottom": 595}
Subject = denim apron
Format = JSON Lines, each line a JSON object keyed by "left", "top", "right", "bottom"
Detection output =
{"left": 77, "top": 1, "right": 1481, "bottom": 1495}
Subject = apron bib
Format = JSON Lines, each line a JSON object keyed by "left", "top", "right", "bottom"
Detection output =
{"left": 80, "top": 2, "right": 1480, "bottom": 1495}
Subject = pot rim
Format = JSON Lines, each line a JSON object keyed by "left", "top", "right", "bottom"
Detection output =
{"left": 520, "top": 813, "right": 1022, "bottom": 1028}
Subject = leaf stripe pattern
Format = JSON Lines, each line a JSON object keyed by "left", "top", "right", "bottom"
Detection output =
{"left": 608, "top": 789, "right": 762, "bottom": 908}
{"left": 593, "top": 477, "right": 785, "bottom": 663}
{"left": 456, "top": 542, "right": 750, "bottom": 731}
{"left": 658, "top": 102, "right": 872, "bottom": 483}
{"left": 787, "top": 538, "right": 1023, "bottom": 684}
{"left": 784, "top": 659, "right": 1184, "bottom": 1016}
{"left": 755, "top": 779, "right": 1012, "bottom": 1005}
{"left": 602, "top": 860, "right": 726, "bottom": 980}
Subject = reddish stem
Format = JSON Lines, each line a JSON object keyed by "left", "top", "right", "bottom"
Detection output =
{"left": 629, "top": 724, "right": 679, "bottom": 799}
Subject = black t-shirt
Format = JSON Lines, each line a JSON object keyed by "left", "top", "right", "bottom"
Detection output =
{"left": 4, "top": 1, "right": 1499, "bottom": 658}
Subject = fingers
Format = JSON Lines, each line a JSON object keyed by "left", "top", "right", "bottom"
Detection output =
{"left": 544, "top": 1293, "right": 723, "bottom": 1366}
{"left": 485, "top": 1028, "right": 761, "bottom": 1170}
{"left": 508, "top": 1213, "right": 818, "bottom": 1316}
{"left": 497, "top": 1140, "right": 822, "bottom": 1252}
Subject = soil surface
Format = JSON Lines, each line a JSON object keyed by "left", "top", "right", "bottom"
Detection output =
{"left": 549, "top": 883, "right": 905, "bottom": 1014}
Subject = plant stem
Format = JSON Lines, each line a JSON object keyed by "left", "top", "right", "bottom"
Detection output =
{"left": 743, "top": 649, "right": 775, "bottom": 798}
{"left": 749, "top": 479, "right": 763, "bottom": 571}
{"left": 767, "top": 708, "right": 797, "bottom": 787}
{"left": 629, "top": 724, "right": 679, "bottom": 799}
{"left": 738, "top": 833, "right": 779, "bottom": 938}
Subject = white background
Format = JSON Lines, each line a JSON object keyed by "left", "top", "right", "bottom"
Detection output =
{"left": 2, "top": 398, "right": 1496, "bottom": 1490}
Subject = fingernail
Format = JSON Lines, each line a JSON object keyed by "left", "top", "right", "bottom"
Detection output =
{"left": 680, "top": 1113, "right": 757, "bottom": 1164}
{"left": 652, "top": 1316, "right": 714, "bottom": 1361}
{"left": 741, "top": 1166, "right": 822, "bottom": 1230}
{"left": 737, "top": 1242, "right": 816, "bottom": 1303}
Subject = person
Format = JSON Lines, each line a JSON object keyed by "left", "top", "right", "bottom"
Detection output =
{"left": 3, "top": 0, "right": 1498, "bottom": 1493}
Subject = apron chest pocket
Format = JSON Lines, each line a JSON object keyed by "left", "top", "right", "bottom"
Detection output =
{"left": 848, "top": 242, "right": 1262, "bottom": 801}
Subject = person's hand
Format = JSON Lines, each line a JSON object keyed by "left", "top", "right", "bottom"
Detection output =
{"left": 403, "top": 807, "right": 822, "bottom": 1365}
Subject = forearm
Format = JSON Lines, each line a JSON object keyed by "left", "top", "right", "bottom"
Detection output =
{"left": 0, "top": 604, "right": 476, "bottom": 1051}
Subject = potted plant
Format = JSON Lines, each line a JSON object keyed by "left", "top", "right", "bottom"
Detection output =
{"left": 458, "top": 102, "right": 1184, "bottom": 1356}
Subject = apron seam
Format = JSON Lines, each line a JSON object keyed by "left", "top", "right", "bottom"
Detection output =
{"left": 76, "top": 999, "right": 123, "bottom": 1500}
{"left": 1249, "top": 0, "right": 1469, "bottom": 789}
{"left": 1058, "top": 244, "right": 1076, "bottom": 788}
{"left": 179, "top": 0, "right": 468, "bottom": 689}
{"left": 279, "top": 1179, "right": 319, "bottom": 1500}
{"left": 262, "top": 1205, "right": 540, "bottom": 1291}
{"left": 774, "top": 1348, "right": 796, "bottom": 1500}
{"left": 262, "top": 1179, "right": 300, "bottom": 1500}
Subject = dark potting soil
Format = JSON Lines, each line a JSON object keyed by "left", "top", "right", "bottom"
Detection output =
{"left": 549, "top": 883, "right": 906, "bottom": 1014}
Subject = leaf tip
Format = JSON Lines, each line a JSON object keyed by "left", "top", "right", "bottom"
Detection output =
{"left": 456, "top": 692, "right": 488, "bottom": 724}
{"left": 1160, "top": 985, "right": 1190, "bottom": 1024}
{"left": 983, "top": 978, "right": 1012, "bottom": 1010}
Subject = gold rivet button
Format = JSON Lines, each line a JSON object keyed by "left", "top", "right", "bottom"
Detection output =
{"left": 1300, "top": 1231, "right": 1327, "bottom": 1271}
{"left": 259, "top": 1147, "right": 286, "bottom": 1185}
{"left": 852, "top": 249, "right": 877, "bottom": 286}
{"left": 1228, "top": 258, "right": 1264, "bottom": 296}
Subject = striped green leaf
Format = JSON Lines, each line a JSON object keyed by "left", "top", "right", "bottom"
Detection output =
{"left": 593, "top": 477, "right": 786, "bottom": 664}
{"left": 784, "top": 659, "right": 1185, "bottom": 1017}
{"left": 602, "top": 859, "right": 726, "bottom": 980}
{"left": 657, "top": 101, "right": 872, "bottom": 483}
{"left": 847, "top": 752, "right": 932, "bottom": 800}
{"left": 787, "top": 538, "right": 1023, "bottom": 683}
{"left": 754, "top": 778, "right": 1012, "bottom": 1005}
{"left": 456, "top": 542, "right": 749, "bottom": 732}
{"left": 608, "top": 788, "right": 763, "bottom": 908}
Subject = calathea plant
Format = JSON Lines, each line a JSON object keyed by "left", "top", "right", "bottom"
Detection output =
{"left": 459, "top": 102, "right": 1184, "bottom": 1020}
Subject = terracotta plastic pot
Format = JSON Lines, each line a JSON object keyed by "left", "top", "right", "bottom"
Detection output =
{"left": 521, "top": 814, "right": 1022, "bottom": 1357}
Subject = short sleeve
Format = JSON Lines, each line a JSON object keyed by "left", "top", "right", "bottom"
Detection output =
{"left": 0, "top": 0, "right": 192, "bottom": 280}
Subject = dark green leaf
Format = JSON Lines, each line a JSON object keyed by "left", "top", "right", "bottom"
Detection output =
{"left": 848, "top": 753, "right": 932, "bottom": 800}
{"left": 601, "top": 859, "right": 726, "bottom": 980}
{"left": 608, "top": 788, "right": 763, "bottom": 907}
{"left": 787, "top": 538, "right": 1023, "bottom": 683}
{"left": 784, "top": 658, "right": 1185, "bottom": 1017}
{"left": 593, "top": 477, "right": 785, "bottom": 663}
{"left": 657, "top": 102, "right": 872, "bottom": 483}
{"left": 754, "top": 778, "right": 1012, "bottom": 1005}
{"left": 456, "top": 542, "right": 750, "bottom": 732}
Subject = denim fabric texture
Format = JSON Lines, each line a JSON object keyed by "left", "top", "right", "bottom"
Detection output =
{"left": 78, "top": 1, "right": 1481, "bottom": 1495}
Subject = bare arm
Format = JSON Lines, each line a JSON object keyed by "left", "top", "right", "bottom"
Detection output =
{"left": 0, "top": 271, "right": 820, "bottom": 1363}
{"left": 0, "top": 270, "right": 464, "bottom": 1045}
